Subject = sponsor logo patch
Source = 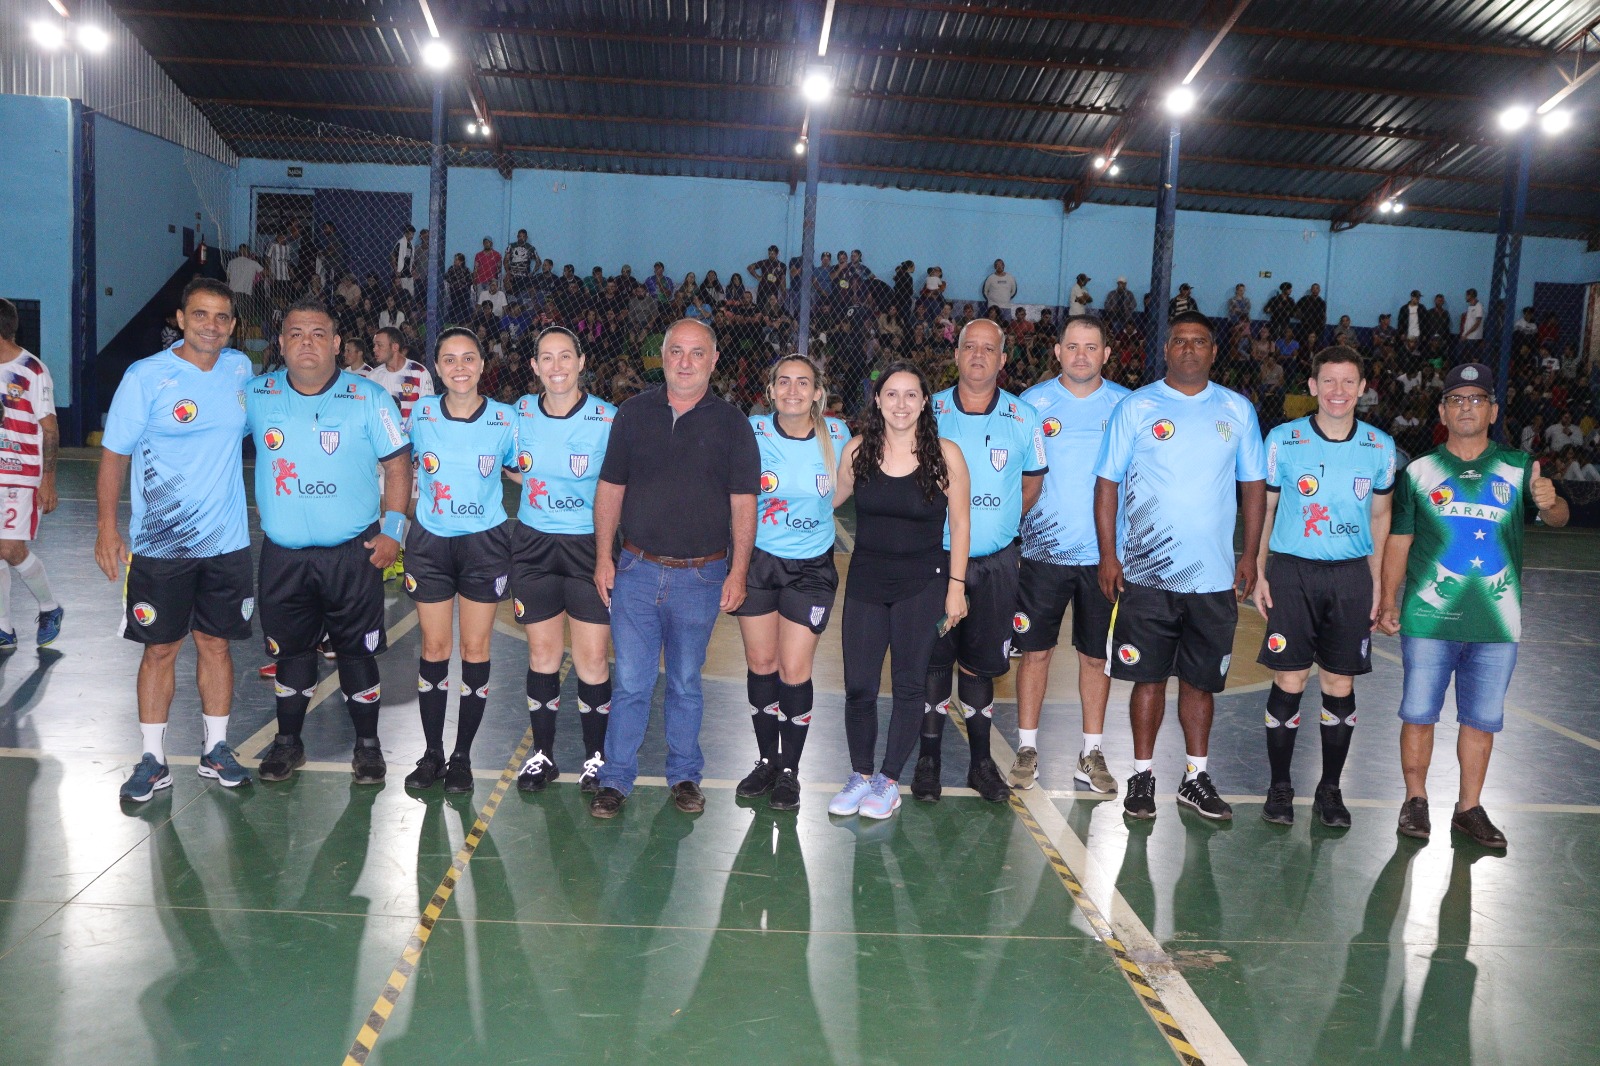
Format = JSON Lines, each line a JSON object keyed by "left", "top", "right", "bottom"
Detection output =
{"left": 1151, "top": 419, "right": 1174, "bottom": 441}
{"left": 351, "top": 683, "right": 381, "bottom": 704}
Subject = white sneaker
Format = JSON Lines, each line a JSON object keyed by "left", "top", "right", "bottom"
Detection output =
{"left": 858, "top": 773, "right": 902, "bottom": 820}
{"left": 1008, "top": 746, "right": 1039, "bottom": 789}
{"left": 828, "top": 772, "right": 873, "bottom": 816}
{"left": 1076, "top": 747, "right": 1117, "bottom": 794}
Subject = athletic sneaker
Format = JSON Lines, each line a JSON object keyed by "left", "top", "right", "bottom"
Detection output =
{"left": 0, "top": 628, "right": 15, "bottom": 653}
{"left": 257, "top": 734, "right": 306, "bottom": 782}
{"left": 828, "top": 772, "right": 873, "bottom": 816}
{"left": 198, "top": 742, "right": 252, "bottom": 787}
{"left": 1262, "top": 783, "right": 1295, "bottom": 825}
{"left": 589, "top": 786, "right": 626, "bottom": 819}
{"left": 736, "top": 758, "right": 781, "bottom": 798}
{"left": 516, "top": 751, "right": 559, "bottom": 792}
{"left": 1076, "top": 748, "right": 1117, "bottom": 794}
{"left": 911, "top": 755, "right": 941, "bottom": 803}
{"left": 769, "top": 768, "right": 801, "bottom": 811}
{"left": 1123, "top": 770, "right": 1156, "bottom": 819}
{"left": 1450, "top": 805, "right": 1507, "bottom": 849}
{"left": 858, "top": 773, "right": 901, "bottom": 820}
{"left": 258, "top": 662, "right": 277, "bottom": 680}
{"left": 120, "top": 753, "right": 173, "bottom": 802}
{"left": 351, "top": 737, "right": 386, "bottom": 784}
{"left": 36, "top": 606, "right": 64, "bottom": 648}
{"left": 443, "top": 753, "right": 473, "bottom": 795}
{"left": 1008, "top": 746, "right": 1039, "bottom": 789}
{"left": 1176, "top": 772, "right": 1232, "bottom": 820}
{"left": 1397, "top": 796, "right": 1431, "bottom": 840}
{"left": 406, "top": 750, "right": 447, "bottom": 790}
{"left": 578, "top": 753, "right": 604, "bottom": 793}
{"left": 1314, "top": 784, "right": 1351, "bottom": 828}
{"left": 968, "top": 758, "right": 1011, "bottom": 802}
{"left": 383, "top": 553, "right": 405, "bottom": 583}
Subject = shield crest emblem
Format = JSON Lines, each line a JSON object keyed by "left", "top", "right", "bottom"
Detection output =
{"left": 990, "top": 448, "right": 1008, "bottom": 472}
{"left": 478, "top": 454, "right": 496, "bottom": 478}
{"left": 816, "top": 474, "right": 830, "bottom": 497}
{"left": 319, "top": 430, "right": 340, "bottom": 454}
{"left": 570, "top": 454, "right": 590, "bottom": 478}
{"left": 1352, "top": 476, "right": 1371, "bottom": 501}
{"left": 1492, "top": 480, "right": 1512, "bottom": 506}
{"left": 809, "top": 605, "right": 826, "bottom": 626}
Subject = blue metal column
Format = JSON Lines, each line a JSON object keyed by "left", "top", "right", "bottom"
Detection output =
{"left": 796, "top": 130, "right": 820, "bottom": 358}
{"left": 1487, "top": 128, "right": 1532, "bottom": 437}
{"left": 425, "top": 81, "right": 448, "bottom": 376}
{"left": 1144, "top": 117, "right": 1180, "bottom": 378}
{"left": 70, "top": 100, "right": 96, "bottom": 446}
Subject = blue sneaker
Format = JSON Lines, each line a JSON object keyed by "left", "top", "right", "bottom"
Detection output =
{"left": 858, "top": 773, "right": 902, "bottom": 820}
{"left": 0, "top": 628, "right": 16, "bottom": 653}
{"left": 828, "top": 772, "right": 873, "bottom": 816}
{"left": 36, "top": 606, "right": 64, "bottom": 648}
{"left": 120, "top": 753, "right": 173, "bottom": 803}
{"left": 198, "top": 741, "right": 253, "bottom": 787}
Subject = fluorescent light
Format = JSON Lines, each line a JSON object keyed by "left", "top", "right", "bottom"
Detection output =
{"left": 801, "top": 65, "right": 833, "bottom": 103}
{"left": 30, "top": 20, "right": 67, "bottom": 49}
{"left": 1498, "top": 105, "right": 1531, "bottom": 131}
{"left": 1540, "top": 109, "right": 1571, "bottom": 135}
{"left": 76, "top": 25, "right": 110, "bottom": 52}
{"left": 1164, "top": 86, "right": 1197, "bottom": 115}
{"left": 421, "top": 40, "right": 451, "bottom": 69}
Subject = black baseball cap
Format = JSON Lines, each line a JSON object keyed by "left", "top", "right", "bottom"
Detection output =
{"left": 1076, "top": 273, "right": 1090, "bottom": 282}
{"left": 1442, "top": 362, "right": 1494, "bottom": 396}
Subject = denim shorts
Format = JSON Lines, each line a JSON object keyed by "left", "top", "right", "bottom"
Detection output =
{"left": 1396, "top": 636, "right": 1519, "bottom": 734}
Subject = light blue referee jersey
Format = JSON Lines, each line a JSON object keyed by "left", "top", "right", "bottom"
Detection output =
{"left": 409, "top": 396, "right": 519, "bottom": 536}
{"left": 1265, "top": 416, "right": 1396, "bottom": 560}
{"left": 1019, "top": 375, "right": 1131, "bottom": 565}
{"left": 932, "top": 386, "right": 1047, "bottom": 557}
{"left": 751, "top": 415, "right": 851, "bottom": 559}
{"left": 511, "top": 393, "right": 616, "bottom": 535}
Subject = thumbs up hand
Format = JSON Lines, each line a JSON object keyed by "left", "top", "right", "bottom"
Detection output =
{"left": 1530, "top": 459, "right": 1558, "bottom": 512}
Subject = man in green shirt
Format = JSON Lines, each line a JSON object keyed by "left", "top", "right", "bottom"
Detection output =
{"left": 1378, "top": 363, "right": 1567, "bottom": 848}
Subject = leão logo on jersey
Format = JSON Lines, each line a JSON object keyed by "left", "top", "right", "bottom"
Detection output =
{"left": 421, "top": 452, "right": 441, "bottom": 474}
{"left": 478, "top": 455, "right": 497, "bottom": 478}
{"left": 1151, "top": 419, "right": 1175, "bottom": 441}
{"left": 1041, "top": 417, "right": 1062, "bottom": 437}
{"left": 132, "top": 602, "right": 157, "bottom": 627}
{"left": 1297, "top": 474, "right": 1319, "bottom": 496}
{"left": 515, "top": 450, "right": 534, "bottom": 473}
{"left": 172, "top": 399, "right": 198, "bottom": 423}
{"left": 760, "top": 470, "right": 780, "bottom": 493}
{"left": 761, "top": 499, "right": 789, "bottom": 525}
{"left": 990, "top": 448, "right": 1008, "bottom": 472}
{"left": 569, "top": 454, "right": 590, "bottom": 478}
{"left": 263, "top": 427, "right": 285, "bottom": 450}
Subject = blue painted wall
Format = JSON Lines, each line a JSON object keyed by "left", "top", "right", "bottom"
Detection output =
{"left": 0, "top": 95, "right": 74, "bottom": 403}
{"left": 94, "top": 115, "right": 234, "bottom": 351}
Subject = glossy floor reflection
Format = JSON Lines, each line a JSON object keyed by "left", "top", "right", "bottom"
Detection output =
{"left": 0, "top": 455, "right": 1596, "bottom": 1064}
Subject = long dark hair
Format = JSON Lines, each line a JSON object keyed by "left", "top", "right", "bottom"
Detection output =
{"left": 852, "top": 359, "right": 947, "bottom": 502}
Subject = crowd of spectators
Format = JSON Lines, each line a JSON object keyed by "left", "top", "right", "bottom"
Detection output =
{"left": 222, "top": 227, "right": 1600, "bottom": 480}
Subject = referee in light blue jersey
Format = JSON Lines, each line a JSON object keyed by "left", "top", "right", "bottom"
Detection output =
{"left": 244, "top": 299, "right": 413, "bottom": 786}
{"left": 1255, "top": 346, "right": 1396, "bottom": 829}
{"left": 1093, "top": 310, "right": 1267, "bottom": 822}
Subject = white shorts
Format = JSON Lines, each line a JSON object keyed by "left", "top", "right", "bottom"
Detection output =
{"left": 0, "top": 486, "right": 40, "bottom": 541}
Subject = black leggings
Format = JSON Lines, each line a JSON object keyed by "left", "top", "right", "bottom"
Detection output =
{"left": 841, "top": 577, "right": 947, "bottom": 780}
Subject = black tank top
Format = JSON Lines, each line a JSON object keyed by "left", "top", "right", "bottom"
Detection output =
{"left": 848, "top": 468, "right": 948, "bottom": 601}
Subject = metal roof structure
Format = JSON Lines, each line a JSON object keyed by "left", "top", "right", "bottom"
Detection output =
{"left": 107, "top": 0, "right": 1600, "bottom": 239}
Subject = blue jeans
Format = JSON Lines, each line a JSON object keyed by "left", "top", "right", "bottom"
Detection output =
{"left": 597, "top": 550, "right": 727, "bottom": 795}
{"left": 1397, "top": 636, "right": 1518, "bottom": 734}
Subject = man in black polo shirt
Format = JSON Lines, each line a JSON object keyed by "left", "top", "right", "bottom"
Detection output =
{"left": 589, "top": 318, "right": 761, "bottom": 818}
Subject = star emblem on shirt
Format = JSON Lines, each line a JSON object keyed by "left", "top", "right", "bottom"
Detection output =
{"left": 1474, "top": 529, "right": 1486, "bottom": 540}
{"left": 1470, "top": 556, "right": 1484, "bottom": 569}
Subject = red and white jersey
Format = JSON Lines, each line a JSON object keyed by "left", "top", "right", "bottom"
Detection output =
{"left": 364, "top": 358, "right": 435, "bottom": 426}
{"left": 0, "top": 352, "right": 56, "bottom": 489}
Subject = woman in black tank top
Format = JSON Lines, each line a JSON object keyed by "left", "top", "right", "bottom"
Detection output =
{"left": 827, "top": 362, "right": 971, "bottom": 820}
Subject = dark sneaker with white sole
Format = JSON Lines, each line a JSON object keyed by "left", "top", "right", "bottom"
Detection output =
{"left": 1123, "top": 770, "right": 1157, "bottom": 819}
{"left": 1176, "top": 772, "right": 1233, "bottom": 820}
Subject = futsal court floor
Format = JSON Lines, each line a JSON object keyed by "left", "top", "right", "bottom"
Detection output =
{"left": 2, "top": 450, "right": 1598, "bottom": 1065}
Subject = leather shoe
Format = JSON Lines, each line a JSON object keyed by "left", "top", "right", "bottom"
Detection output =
{"left": 589, "top": 786, "right": 626, "bottom": 819}
{"left": 670, "top": 780, "right": 706, "bottom": 813}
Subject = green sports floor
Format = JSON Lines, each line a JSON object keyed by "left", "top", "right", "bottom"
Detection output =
{"left": 2, "top": 452, "right": 1598, "bottom": 1065}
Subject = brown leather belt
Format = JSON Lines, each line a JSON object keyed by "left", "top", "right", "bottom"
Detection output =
{"left": 622, "top": 542, "right": 728, "bottom": 569}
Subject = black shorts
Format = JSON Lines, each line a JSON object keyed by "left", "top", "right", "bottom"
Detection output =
{"left": 259, "top": 528, "right": 387, "bottom": 659}
{"left": 1012, "top": 557, "right": 1114, "bottom": 658}
{"left": 122, "top": 548, "right": 254, "bottom": 645}
{"left": 1256, "top": 554, "right": 1374, "bottom": 676}
{"left": 1108, "top": 581, "right": 1237, "bottom": 693}
{"left": 509, "top": 522, "right": 610, "bottom": 626}
{"left": 931, "top": 541, "right": 1020, "bottom": 678}
{"left": 403, "top": 522, "right": 511, "bottom": 604}
{"left": 733, "top": 547, "right": 839, "bottom": 634}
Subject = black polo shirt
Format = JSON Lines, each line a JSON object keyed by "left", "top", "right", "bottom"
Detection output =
{"left": 599, "top": 385, "right": 761, "bottom": 558}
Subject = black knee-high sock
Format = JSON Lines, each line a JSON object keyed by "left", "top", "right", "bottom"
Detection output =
{"left": 339, "top": 655, "right": 382, "bottom": 739}
{"left": 777, "top": 679, "right": 813, "bottom": 773}
{"left": 921, "top": 664, "right": 954, "bottom": 757}
{"left": 417, "top": 658, "right": 450, "bottom": 752}
{"left": 455, "top": 660, "right": 490, "bottom": 757}
{"left": 1265, "top": 683, "right": 1304, "bottom": 786}
{"left": 274, "top": 652, "right": 318, "bottom": 737}
{"left": 957, "top": 670, "right": 994, "bottom": 764}
{"left": 1319, "top": 692, "right": 1356, "bottom": 789}
{"left": 526, "top": 669, "right": 561, "bottom": 756}
{"left": 747, "top": 670, "right": 782, "bottom": 762}
{"left": 578, "top": 678, "right": 611, "bottom": 758}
